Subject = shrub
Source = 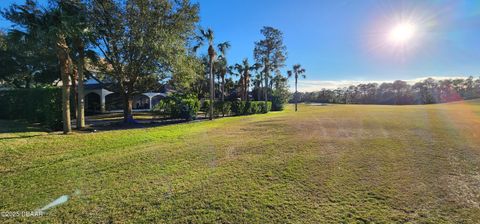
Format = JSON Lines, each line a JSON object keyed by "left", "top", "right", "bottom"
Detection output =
{"left": 0, "top": 88, "right": 62, "bottom": 130}
{"left": 271, "top": 95, "right": 285, "bottom": 111}
{"left": 271, "top": 87, "right": 289, "bottom": 111}
{"left": 152, "top": 100, "right": 169, "bottom": 118}
{"left": 152, "top": 94, "right": 200, "bottom": 121}
{"left": 200, "top": 100, "right": 232, "bottom": 117}
{"left": 259, "top": 101, "right": 272, "bottom": 113}
{"left": 231, "top": 100, "right": 271, "bottom": 115}
{"left": 177, "top": 97, "right": 200, "bottom": 121}
{"left": 231, "top": 100, "right": 247, "bottom": 115}
{"left": 214, "top": 101, "right": 232, "bottom": 117}
{"left": 200, "top": 100, "right": 212, "bottom": 118}
{"left": 179, "top": 99, "right": 270, "bottom": 118}
{"left": 246, "top": 101, "right": 259, "bottom": 114}
{"left": 251, "top": 101, "right": 271, "bottom": 113}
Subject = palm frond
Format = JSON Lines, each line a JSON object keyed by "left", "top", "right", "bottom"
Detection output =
{"left": 287, "top": 70, "right": 293, "bottom": 78}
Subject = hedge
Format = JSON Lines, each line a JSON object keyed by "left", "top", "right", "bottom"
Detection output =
{"left": 214, "top": 101, "right": 232, "bottom": 117}
{"left": 231, "top": 101, "right": 271, "bottom": 115}
{"left": 200, "top": 100, "right": 212, "bottom": 118}
{"left": 152, "top": 94, "right": 200, "bottom": 121}
{"left": 0, "top": 88, "right": 62, "bottom": 130}
{"left": 271, "top": 95, "right": 285, "bottom": 111}
{"left": 201, "top": 100, "right": 272, "bottom": 117}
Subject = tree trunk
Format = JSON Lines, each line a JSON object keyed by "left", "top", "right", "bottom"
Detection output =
{"left": 240, "top": 75, "right": 245, "bottom": 101}
{"left": 240, "top": 75, "right": 244, "bottom": 101}
{"left": 71, "top": 65, "right": 78, "bottom": 119}
{"left": 25, "top": 76, "right": 31, "bottom": 88}
{"left": 217, "top": 75, "right": 221, "bottom": 98}
{"left": 295, "top": 77, "right": 298, "bottom": 112}
{"left": 76, "top": 39, "right": 85, "bottom": 129}
{"left": 221, "top": 74, "right": 225, "bottom": 101}
{"left": 257, "top": 83, "right": 261, "bottom": 101}
{"left": 244, "top": 75, "right": 249, "bottom": 101}
{"left": 123, "top": 92, "right": 133, "bottom": 123}
{"left": 56, "top": 35, "right": 72, "bottom": 134}
{"left": 209, "top": 58, "right": 214, "bottom": 120}
{"left": 264, "top": 69, "right": 268, "bottom": 112}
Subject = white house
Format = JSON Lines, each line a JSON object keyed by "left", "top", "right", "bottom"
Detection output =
{"left": 83, "top": 77, "right": 168, "bottom": 114}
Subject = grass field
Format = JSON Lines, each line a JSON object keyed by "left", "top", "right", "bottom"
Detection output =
{"left": 1, "top": 100, "right": 480, "bottom": 223}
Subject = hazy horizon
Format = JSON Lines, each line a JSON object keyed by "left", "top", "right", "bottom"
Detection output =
{"left": 297, "top": 75, "right": 475, "bottom": 91}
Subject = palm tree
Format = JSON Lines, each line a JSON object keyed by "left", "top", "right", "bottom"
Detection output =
{"left": 217, "top": 41, "right": 230, "bottom": 101}
{"left": 233, "top": 60, "right": 247, "bottom": 101}
{"left": 252, "top": 68, "right": 263, "bottom": 101}
{"left": 287, "top": 64, "right": 306, "bottom": 112}
{"left": 73, "top": 37, "right": 98, "bottom": 129}
{"left": 55, "top": 1, "right": 90, "bottom": 132}
{"left": 233, "top": 59, "right": 259, "bottom": 101}
{"left": 3, "top": 1, "right": 86, "bottom": 133}
{"left": 73, "top": 37, "right": 85, "bottom": 129}
{"left": 199, "top": 28, "right": 216, "bottom": 120}
{"left": 69, "top": 1, "right": 91, "bottom": 130}
{"left": 262, "top": 58, "right": 270, "bottom": 110}
{"left": 214, "top": 59, "right": 224, "bottom": 99}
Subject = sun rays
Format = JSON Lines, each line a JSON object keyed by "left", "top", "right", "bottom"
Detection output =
{"left": 388, "top": 22, "right": 416, "bottom": 45}
{"left": 360, "top": 1, "right": 445, "bottom": 62}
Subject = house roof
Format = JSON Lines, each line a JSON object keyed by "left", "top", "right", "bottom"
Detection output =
{"left": 84, "top": 77, "right": 170, "bottom": 94}
{"left": 84, "top": 76, "right": 106, "bottom": 90}
{"left": 84, "top": 83, "right": 104, "bottom": 90}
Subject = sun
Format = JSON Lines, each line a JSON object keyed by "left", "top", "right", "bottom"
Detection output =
{"left": 388, "top": 22, "right": 416, "bottom": 44}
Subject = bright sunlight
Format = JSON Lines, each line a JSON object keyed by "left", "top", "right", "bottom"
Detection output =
{"left": 388, "top": 22, "right": 416, "bottom": 44}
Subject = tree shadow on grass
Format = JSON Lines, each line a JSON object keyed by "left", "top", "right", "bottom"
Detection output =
{"left": 0, "top": 120, "right": 46, "bottom": 134}
{"left": 0, "top": 134, "right": 46, "bottom": 140}
{"left": 1, "top": 112, "right": 246, "bottom": 136}
{"left": 0, "top": 120, "right": 48, "bottom": 140}
{"left": 0, "top": 117, "right": 202, "bottom": 136}
{"left": 90, "top": 118, "right": 198, "bottom": 132}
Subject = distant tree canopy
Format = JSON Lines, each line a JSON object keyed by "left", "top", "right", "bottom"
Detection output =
{"left": 294, "top": 77, "right": 480, "bottom": 105}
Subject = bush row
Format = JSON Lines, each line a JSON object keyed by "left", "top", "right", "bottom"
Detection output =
{"left": 152, "top": 94, "right": 200, "bottom": 121}
{"left": 270, "top": 95, "right": 285, "bottom": 111}
{"left": 0, "top": 88, "right": 62, "bottom": 129}
{"left": 231, "top": 100, "right": 271, "bottom": 115}
{"left": 200, "top": 101, "right": 232, "bottom": 117}
{"left": 201, "top": 100, "right": 272, "bottom": 117}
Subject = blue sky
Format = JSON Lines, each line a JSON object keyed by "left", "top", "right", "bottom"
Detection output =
{"left": 1, "top": 0, "right": 480, "bottom": 90}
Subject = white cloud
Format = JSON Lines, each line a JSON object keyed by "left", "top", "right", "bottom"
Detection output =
{"left": 294, "top": 76, "right": 472, "bottom": 92}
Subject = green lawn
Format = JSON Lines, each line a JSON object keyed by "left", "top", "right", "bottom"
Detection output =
{"left": 1, "top": 101, "right": 480, "bottom": 223}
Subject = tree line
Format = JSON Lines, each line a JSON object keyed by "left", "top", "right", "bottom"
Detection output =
{"left": 294, "top": 77, "right": 480, "bottom": 105}
{"left": 0, "top": 0, "right": 295, "bottom": 133}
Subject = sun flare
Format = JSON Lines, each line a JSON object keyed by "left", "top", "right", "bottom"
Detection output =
{"left": 389, "top": 22, "right": 416, "bottom": 44}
